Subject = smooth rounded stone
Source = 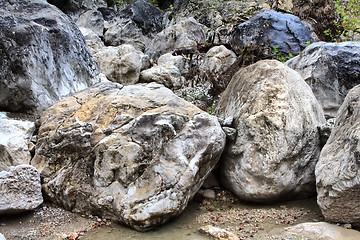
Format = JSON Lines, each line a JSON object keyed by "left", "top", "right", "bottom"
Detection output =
{"left": 0, "top": 117, "right": 35, "bottom": 171}
{"left": 281, "top": 222, "right": 360, "bottom": 240}
{"left": 139, "top": 65, "right": 185, "bottom": 90}
{"left": 146, "top": 17, "right": 206, "bottom": 61}
{"left": 198, "top": 189, "right": 216, "bottom": 200}
{"left": 200, "top": 45, "right": 237, "bottom": 76}
{"left": 316, "top": 85, "right": 360, "bottom": 224}
{"left": 32, "top": 82, "right": 226, "bottom": 231}
{"left": 0, "top": 233, "right": 5, "bottom": 240}
{"left": 286, "top": 41, "right": 360, "bottom": 118}
{"left": 216, "top": 60, "right": 326, "bottom": 203}
{"left": 0, "top": 165, "right": 43, "bottom": 214}
{"left": 76, "top": 10, "right": 104, "bottom": 37}
{"left": 93, "top": 44, "right": 150, "bottom": 85}
{"left": 229, "top": 9, "right": 317, "bottom": 59}
{"left": 199, "top": 225, "right": 239, "bottom": 240}
{"left": 0, "top": 0, "right": 99, "bottom": 115}
{"left": 158, "top": 53, "right": 190, "bottom": 75}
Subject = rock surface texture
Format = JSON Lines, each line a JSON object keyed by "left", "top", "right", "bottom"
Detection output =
{"left": 216, "top": 60, "right": 325, "bottom": 203}
{"left": 0, "top": 0, "right": 99, "bottom": 114}
{"left": 32, "top": 82, "right": 226, "bottom": 230}
{"left": 104, "top": 0, "right": 163, "bottom": 51}
{"left": 0, "top": 165, "right": 43, "bottom": 214}
{"left": 316, "top": 85, "right": 360, "bottom": 224}
{"left": 0, "top": 116, "right": 35, "bottom": 171}
{"left": 146, "top": 17, "right": 206, "bottom": 61}
{"left": 282, "top": 222, "right": 360, "bottom": 240}
{"left": 140, "top": 65, "right": 184, "bottom": 90}
{"left": 229, "top": 9, "right": 317, "bottom": 59}
{"left": 93, "top": 44, "right": 150, "bottom": 85}
{"left": 287, "top": 41, "right": 360, "bottom": 118}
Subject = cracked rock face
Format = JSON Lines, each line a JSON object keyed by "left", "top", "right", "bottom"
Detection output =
{"left": 316, "top": 85, "right": 360, "bottom": 224}
{"left": 0, "top": 0, "right": 99, "bottom": 115}
{"left": 0, "top": 164, "right": 43, "bottom": 214}
{"left": 216, "top": 60, "right": 325, "bottom": 203}
{"left": 32, "top": 82, "right": 225, "bottom": 230}
{"left": 229, "top": 9, "right": 317, "bottom": 59}
{"left": 287, "top": 41, "right": 360, "bottom": 119}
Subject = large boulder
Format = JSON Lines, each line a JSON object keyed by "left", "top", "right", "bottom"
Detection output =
{"left": 316, "top": 85, "right": 360, "bottom": 224}
{"left": 140, "top": 65, "right": 185, "bottom": 90}
{"left": 31, "top": 82, "right": 226, "bottom": 230}
{"left": 146, "top": 17, "right": 206, "bottom": 61}
{"left": 76, "top": 10, "right": 104, "bottom": 37}
{"left": 93, "top": 44, "right": 150, "bottom": 85}
{"left": 104, "top": 0, "right": 163, "bottom": 51}
{"left": 229, "top": 9, "right": 317, "bottom": 60}
{"left": 0, "top": 0, "right": 99, "bottom": 115}
{"left": 286, "top": 41, "right": 360, "bottom": 118}
{"left": 216, "top": 60, "right": 325, "bottom": 203}
{"left": 0, "top": 164, "right": 43, "bottom": 214}
{"left": 281, "top": 222, "right": 360, "bottom": 240}
{"left": 0, "top": 115, "right": 35, "bottom": 171}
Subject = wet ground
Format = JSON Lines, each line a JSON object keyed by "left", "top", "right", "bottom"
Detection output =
{"left": 0, "top": 189, "right": 325, "bottom": 240}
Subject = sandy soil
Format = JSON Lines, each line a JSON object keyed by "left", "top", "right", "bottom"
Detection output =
{"left": 0, "top": 188, "right": 326, "bottom": 240}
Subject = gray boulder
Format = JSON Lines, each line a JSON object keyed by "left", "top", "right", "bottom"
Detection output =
{"left": 104, "top": 0, "right": 163, "bottom": 51}
{"left": 146, "top": 17, "right": 206, "bottom": 61}
{"left": 316, "top": 85, "right": 360, "bottom": 224}
{"left": 0, "top": 0, "right": 99, "bottom": 115}
{"left": 140, "top": 65, "right": 185, "bottom": 90}
{"left": 93, "top": 44, "right": 150, "bottom": 85}
{"left": 79, "top": 27, "right": 105, "bottom": 53}
{"left": 199, "top": 45, "right": 237, "bottom": 81}
{"left": 229, "top": 9, "right": 317, "bottom": 59}
{"left": 0, "top": 164, "right": 43, "bottom": 214}
{"left": 158, "top": 53, "right": 189, "bottom": 76}
{"left": 0, "top": 116, "right": 35, "bottom": 171}
{"left": 286, "top": 41, "right": 360, "bottom": 118}
{"left": 76, "top": 10, "right": 104, "bottom": 37}
{"left": 281, "top": 222, "right": 360, "bottom": 240}
{"left": 31, "top": 82, "right": 226, "bottom": 230}
{"left": 216, "top": 60, "right": 325, "bottom": 203}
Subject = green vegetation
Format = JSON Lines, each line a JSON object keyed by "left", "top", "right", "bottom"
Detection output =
{"left": 208, "top": 105, "right": 215, "bottom": 115}
{"left": 271, "top": 46, "right": 294, "bottom": 63}
{"left": 325, "top": 0, "right": 360, "bottom": 41}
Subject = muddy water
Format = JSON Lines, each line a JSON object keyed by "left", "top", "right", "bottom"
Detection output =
{"left": 81, "top": 193, "right": 324, "bottom": 240}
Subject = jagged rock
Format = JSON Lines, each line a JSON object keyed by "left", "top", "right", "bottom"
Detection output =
{"left": 0, "top": 116, "right": 35, "bottom": 171}
{"left": 32, "top": 82, "right": 226, "bottom": 231}
{"left": 146, "top": 17, "right": 206, "bottom": 61}
{"left": 140, "top": 65, "right": 185, "bottom": 90}
{"left": 216, "top": 60, "right": 325, "bottom": 203}
{"left": 173, "top": 0, "right": 269, "bottom": 45}
{"left": 104, "top": 0, "right": 163, "bottom": 51}
{"left": 76, "top": 10, "right": 104, "bottom": 37}
{"left": 318, "top": 118, "right": 335, "bottom": 147}
{"left": 316, "top": 85, "right": 360, "bottom": 224}
{"left": 79, "top": 27, "right": 105, "bottom": 53}
{"left": 0, "top": 0, "right": 99, "bottom": 115}
{"left": 47, "top": 0, "right": 106, "bottom": 12}
{"left": 286, "top": 41, "right": 360, "bottom": 118}
{"left": 229, "top": 9, "right": 317, "bottom": 60}
{"left": 93, "top": 44, "right": 150, "bottom": 85}
{"left": 282, "top": 222, "right": 360, "bottom": 240}
{"left": 0, "top": 164, "right": 43, "bottom": 214}
{"left": 158, "top": 53, "right": 190, "bottom": 76}
{"left": 199, "top": 225, "right": 239, "bottom": 240}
